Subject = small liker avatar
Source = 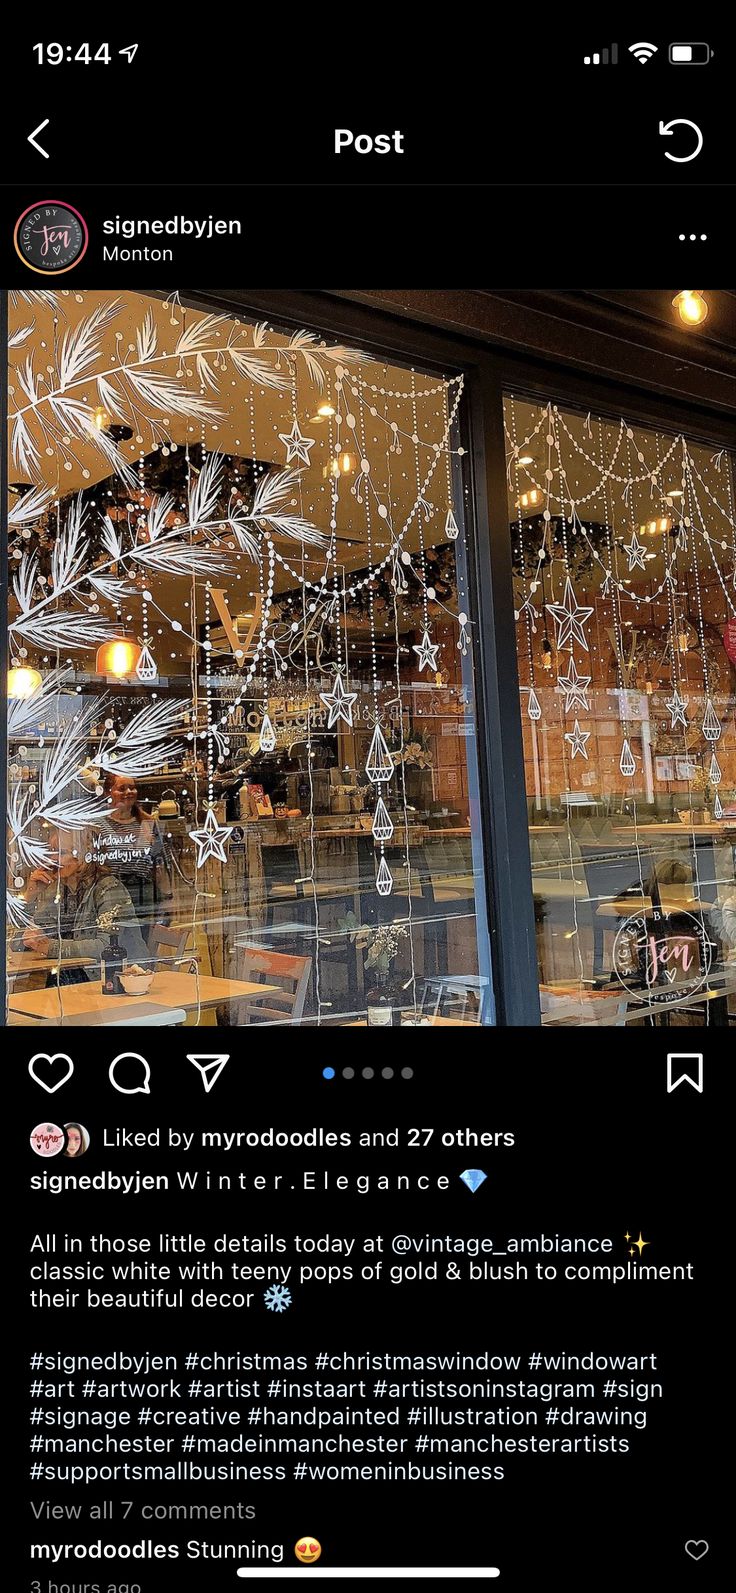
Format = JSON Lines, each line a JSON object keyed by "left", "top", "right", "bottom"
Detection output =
{"left": 294, "top": 1538, "right": 321, "bottom": 1564}
{"left": 64, "top": 1123, "right": 90, "bottom": 1158}
{"left": 30, "top": 1123, "right": 65, "bottom": 1158}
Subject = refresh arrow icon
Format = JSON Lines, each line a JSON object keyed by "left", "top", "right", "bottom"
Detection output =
{"left": 659, "top": 118, "right": 704, "bottom": 162}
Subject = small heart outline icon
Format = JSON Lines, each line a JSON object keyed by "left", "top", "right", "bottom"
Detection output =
{"left": 685, "top": 1541, "right": 708, "bottom": 1561}
{"left": 29, "top": 1054, "right": 74, "bottom": 1093}
{"left": 52, "top": 244, "right": 61, "bottom": 255}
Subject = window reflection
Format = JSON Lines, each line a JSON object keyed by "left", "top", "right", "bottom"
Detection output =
{"left": 6, "top": 292, "right": 493, "bottom": 1026}
{"left": 507, "top": 395, "right": 736, "bottom": 1025}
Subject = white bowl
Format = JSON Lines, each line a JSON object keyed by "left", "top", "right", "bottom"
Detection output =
{"left": 121, "top": 972, "right": 154, "bottom": 996}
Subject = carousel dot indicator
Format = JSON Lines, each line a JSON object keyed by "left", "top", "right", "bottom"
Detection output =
{"left": 401, "top": 1067, "right": 414, "bottom": 1079}
{"left": 342, "top": 1067, "right": 355, "bottom": 1079}
{"left": 362, "top": 1067, "right": 375, "bottom": 1079}
{"left": 322, "top": 1067, "right": 335, "bottom": 1080}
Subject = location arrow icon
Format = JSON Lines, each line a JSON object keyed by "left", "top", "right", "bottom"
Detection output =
{"left": 187, "top": 1054, "right": 230, "bottom": 1092}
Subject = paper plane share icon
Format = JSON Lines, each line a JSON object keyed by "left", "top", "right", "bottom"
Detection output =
{"left": 187, "top": 1054, "right": 230, "bottom": 1092}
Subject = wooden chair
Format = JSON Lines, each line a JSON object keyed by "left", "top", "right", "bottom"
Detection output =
{"left": 147, "top": 922, "right": 193, "bottom": 967}
{"left": 235, "top": 946, "right": 312, "bottom": 1023}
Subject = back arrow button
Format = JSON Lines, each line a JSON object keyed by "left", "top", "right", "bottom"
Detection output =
{"left": 659, "top": 118, "right": 703, "bottom": 162}
{"left": 28, "top": 119, "right": 51, "bottom": 158}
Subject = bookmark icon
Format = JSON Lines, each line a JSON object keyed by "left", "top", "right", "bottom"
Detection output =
{"left": 666, "top": 1053, "right": 703, "bottom": 1093}
{"left": 187, "top": 1054, "right": 230, "bottom": 1092}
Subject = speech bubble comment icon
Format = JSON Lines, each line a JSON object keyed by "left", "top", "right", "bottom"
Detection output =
{"left": 109, "top": 1053, "right": 151, "bottom": 1094}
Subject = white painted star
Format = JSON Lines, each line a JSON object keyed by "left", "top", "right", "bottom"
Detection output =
{"left": 546, "top": 577, "right": 594, "bottom": 652}
{"left": 665, "top": 689, "right": 689, "bottom": 729}
{"left": 278, "top": 419, "right": 315, "bottom": 465}
{"left": 557, "top": 657, "right": 592, "bottom": 713}
{"left": 319, "top": 671, "right": 357, "bottom": 728}
{"left": 622, "top": 531, "right": 649, "bottom": 572}
{"left": 188, "top": 805, "right": 233, "bottom": 867}
{"left": 564, "top": 719, "right": 591, "bottom": 760}
{"left": 413, "top": 627, "right": 440, "bottom": 672}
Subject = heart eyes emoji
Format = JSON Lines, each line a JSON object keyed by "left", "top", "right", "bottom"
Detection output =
{"left": 294, "top": 1538, "right": 322, "bottom": 1564}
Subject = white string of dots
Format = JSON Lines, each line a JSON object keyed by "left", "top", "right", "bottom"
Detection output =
{"left": 506, "top": 406, "right": 736, "bottom": 618}
{"left": 509, "top": 397, "right": 538, "bottom": 712}
{"left": 270, "top": 376, "right": 465, "bottom": 601}
{"left": 683, "top": 446, "right": 736, "bottom": 620}
{"left": 601, "top": 419, "right": 630, "bottom": 743}
{"left": 410, "top": 370, "right": 430, "bottom": 638}
{"left": 683, "top": 460, "right": 718, "bottom": 743}
{"left": 358, "top": 380, "right": 391, "bottom": 894}
{"left": 352, "top": 369, "right": 467, "bottom": 456}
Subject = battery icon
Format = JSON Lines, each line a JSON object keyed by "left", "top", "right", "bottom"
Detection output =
{"left": 669, "top": 43, "right": 712, "bottom": 64}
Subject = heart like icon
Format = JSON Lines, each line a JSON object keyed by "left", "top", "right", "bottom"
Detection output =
{"left": 685, "top": 1541, "right": 708, "bottom": 1561}
{"left": 187, "top": 1054, "right": 229, "bottom": 1092}
{"left": 29, "top": 1054, "right": 74, "bottom": 1093}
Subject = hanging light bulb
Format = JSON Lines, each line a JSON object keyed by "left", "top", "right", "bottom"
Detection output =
{"left": 96, "top": 633, "right": 143, "bottom": 679}
{"left": 677, "top": 620, "right": 694, "bottom": 654}
{"left": 323, "top": 451, "right": 356, "bottom": 479}
{"left": 92, "top": 405, "right": 112, "bottom": 431}
{"left": 8, "top": 664, "right": 42, "bottom": 699}
{"left": 541, "top": 636, "right": 554, "bottom": 670}
{"left": 672, "top": 291, "right": 708, "bottom": 326}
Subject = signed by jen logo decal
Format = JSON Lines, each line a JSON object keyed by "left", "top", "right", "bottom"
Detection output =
{"left": 14, "top": 201, "right": 88, "bottom": 274}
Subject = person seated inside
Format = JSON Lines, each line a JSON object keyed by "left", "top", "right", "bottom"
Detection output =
{"left": 101, "top": 771, "right": 173, "bottom": 925}
{"left": 20, "top": 830, "right": 149, "bottom": 982}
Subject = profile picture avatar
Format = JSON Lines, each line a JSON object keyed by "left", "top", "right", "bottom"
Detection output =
{"left": 64, "top": 1123, "right": 90, "bottom": 1158}
{"left": 30, "top": 1123, "right": 65, "bottom": 1158}
{"left": 14, "top": 201, "right": 88, "bottom": 274}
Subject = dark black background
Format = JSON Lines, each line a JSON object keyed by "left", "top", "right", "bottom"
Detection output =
{"left": 2, "top": 22, "right": 733, "bottom": 279}
{"left": 15, "top": 1034, "right": 725, "bottom": 1589}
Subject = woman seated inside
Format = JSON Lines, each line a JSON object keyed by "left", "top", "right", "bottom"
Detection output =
{"left": 20, "top": 830, "right": 149, "bottom": 981}
{"left": 100, "top": 771, "right": 173, "bottom": 925}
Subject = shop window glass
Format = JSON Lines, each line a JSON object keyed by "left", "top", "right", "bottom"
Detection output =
{"left": 506, "top": 394, "right": 736, "bottom": 1024}
{"left": 5, "top": 290, "right": 493, "bottom": 1027}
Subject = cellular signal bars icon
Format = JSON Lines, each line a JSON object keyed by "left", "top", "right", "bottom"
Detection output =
{"left": 584, "top": 44, "right": 618, "bottom": 65}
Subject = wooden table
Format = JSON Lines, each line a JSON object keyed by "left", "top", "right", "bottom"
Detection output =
{"left": 541, "top": 964, "right": 736, "bottom": 1025}
{"left": 595, "top": 889, "right": 702, "bottom": 918}
{"left": 612, "top": 823, "right": 735, "bottom": 838}
{"left": 8, "top": 1003, "right": 189, "bottom": 1028}
{"left": 7, "top": 951, "right": 94, "bottom": 975}
{"left": 7, "top": 971, "right": 279, "bottom": 1024}
{"left": 348, "top": 1016, "right": 478, "bottom": 1027}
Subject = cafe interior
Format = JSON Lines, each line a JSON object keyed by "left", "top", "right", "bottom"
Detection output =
{"left": 6, "top": 289, "right": 490, "bottom": 1027}
{"left": 5, "top": 288, "right": 736, "bottom": 1026}
{"left": 506, "top": 392, "right": 736, "bottom": 1023}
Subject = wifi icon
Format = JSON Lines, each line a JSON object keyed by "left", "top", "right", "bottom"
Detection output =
{"left": 629, "top": 41, "right": 658, "bottom": 63}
